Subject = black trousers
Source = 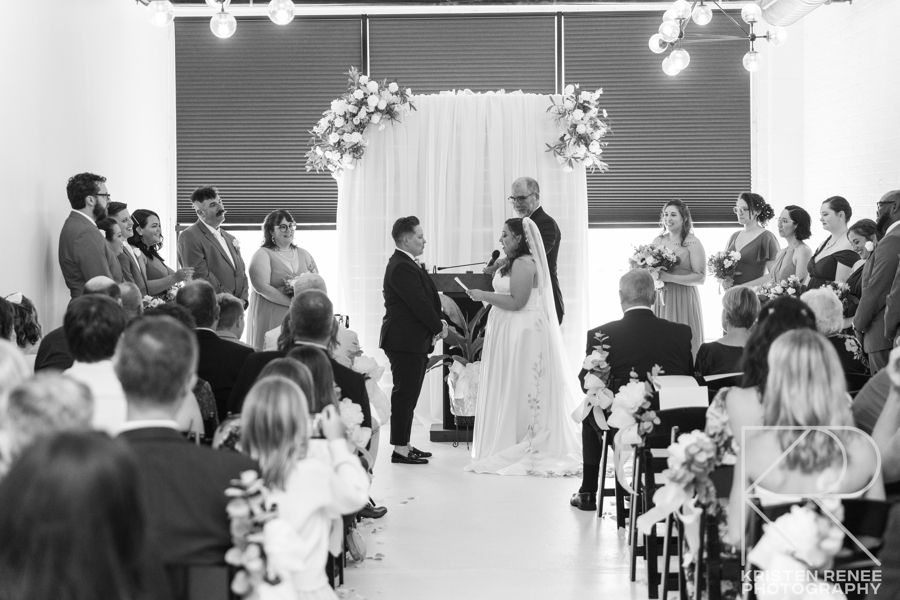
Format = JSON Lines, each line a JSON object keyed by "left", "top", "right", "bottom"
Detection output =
{"left": 582, "top": 410, "right": 605, "bottom": 465}
{"left": 385, "top": 350, "right": 429, "bottom": 447}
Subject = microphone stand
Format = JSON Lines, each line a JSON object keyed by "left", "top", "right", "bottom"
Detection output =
{"left": 435, "top": 261, "right": 486, "bottom": 272}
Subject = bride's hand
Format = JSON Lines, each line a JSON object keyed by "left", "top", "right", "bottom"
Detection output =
{"left": 467, "top": 289, "right": 487, "bottom": 302}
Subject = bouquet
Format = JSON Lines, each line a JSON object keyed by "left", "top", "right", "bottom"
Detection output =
{"left": 606, "top": 366, "right": 664, "bottom": 493}
{"left": 141, "top": 281, "right": 184, "bottom": 309}
{"left": 707, "top": 250, "right": 741, "bottom": 289}
{"left": 225, "top": 470, "right": 280, "bottom": 599}
{"left": 754, "top": 274, "right": 803, "bottom": 301}
{"left": 628, "top": 244, "right": 680, "bottom": 290}
{"left": 822, "top": 280, "right": 851, "bottom": 311}
{"left": 575, "top": 331, "right": 615, "bottom": 428}
{"left": 546, "top": 83, "right": 610, "bottom": 173}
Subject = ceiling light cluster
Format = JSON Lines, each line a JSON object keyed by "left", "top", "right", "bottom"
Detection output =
{"left": 135, "top": 0, "right": 297, "bottom": 37}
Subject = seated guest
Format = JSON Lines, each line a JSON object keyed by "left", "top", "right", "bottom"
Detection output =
{"left": 4, "top": 293, "right": 42, "bottom": 357}
{"left": 63, "top": 295, "right": 129, "bottom": 433}
{"left": 119, "top": 282, "right": 144, "bottom": 322}
{"left": 97, "top": 217, "right": 128, "bottom": 283}
{"left": 844, "top": 218, "right": 879, "bottom": 326}
{"left": 176, "top": 280, "right": 254, "bottom": 421}
{"left": 801, "top": 287, "right": 867, "bottom": 375}
{"left": 695, "top": 286, "right": 758, "bottom": 389}
{"left": 263, "top": 273, "right": 328, "bottom": 351}
{"left": 330, "top": 322, "right": 361, "bottom": 368}
{"left": 34, "top": 276, "right": 121, "bottom": 373}
{"left": 0, "top": 431, "right": 162, "bottom": 600}
{"left": 215, "top": 292, "right": 250, "bottom": 347}
{"left": 0, "top": 297, "right": 14, "bottom": 343}
{"left": 114, "top": 316, "right": 257, "bottom": 566}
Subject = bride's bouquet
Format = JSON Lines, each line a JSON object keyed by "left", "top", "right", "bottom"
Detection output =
{"left": 707, "top": 250, "right": 741, "bottom": 290}
{"left": 628, "top": 244, "right": 679, "bottom": 290}
{"left": 754, "top": 274, "right": 803, "bottom": 302}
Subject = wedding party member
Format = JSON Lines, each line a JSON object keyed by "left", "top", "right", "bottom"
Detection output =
{"left": 177, "top": 186, "right": 248, "bottom": 305}
{"left": 247, "top": 210, "right": 319, "bottom": 350}
{"left": 58, "top": 172, "right": 114, "bottom": 300}
{"left": 128, "top": 209, "right": 193, "bottom": 298}
{"left": 215, "top": 292, "right": 250, "bottom": 346}
{"left": 844, "top": 218, "right": 878, "bottom": 323}
{"left": 108, "top": 201, "right": 149, "bottom": 295}
{"left": 263, "top": 273, "right": 328, "bottom": 351}
{"left": 801, "top": 288, "right": 867, "bottom": 375}
{"left": 724, "top": 192, "right": 779, "bottom": 288}
{"left": 854, "top": 189, "right": 900, "bottom": 372}
{"left": 97, "top": 217, "right": 127, "bottom": 284}
{"left": 694, "top": 286, "right": 759, "bottom": 388}
{"left": 771, "top": 205, "right": 813, "bottom": 282}
{"left": 652, "top": 200, "right": 706, "bottom": 358}
{"left": 114, "top": 316, "right": 257, "bottom": 566}
{"left": 571, "top": 269, "right": 692, "bottom": 511}
{"left": 380, "top": 217, "right": 446, "bottom": 464}
{"left": 806, "top": 196, "right": 858, "bottom": 289}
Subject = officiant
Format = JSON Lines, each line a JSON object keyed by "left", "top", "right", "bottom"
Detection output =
{"left": 484, "top": 177, "right": 564, "bottom": 323}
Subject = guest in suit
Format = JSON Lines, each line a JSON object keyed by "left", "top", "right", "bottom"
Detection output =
{"left": 128, "top": 209, "right": 193, "bottom": 299}
{"left": 216, "top": 293, "right": 250, "bottom": 347}
{"left": 176, "top": 281, "right": 255, "bottom": 422}
{"left": 58, "top": 172, "right": 114, "bottom": 300}
{"left": 486, "top": 177, "right": 565, "bottom": 322}
{"left": 263, "top": 274, "right": 328, "bottom": 351}
{"left": 108, "top": 201, "right": 149, "bottom": 296}
{"left": 380, "top": 216, "right": 447, "bottom": 465}
{"left": 114, "top": 316, "right": 257, "bottom": 566}
{"left": 854, "top": 190, "right": 900, "bottom": 373}
{"left": 178, "top": 186, "right": 248, "bottom": 306}
{"left": 572, "top": 269, "right": 693, "bottom": 511}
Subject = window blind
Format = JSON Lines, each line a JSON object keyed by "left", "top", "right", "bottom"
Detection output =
{"left": 174, "top": 17, "right": 362, "bottom": 226}
{"left": 564, "top": 12, "right": 751, "bottom": 227}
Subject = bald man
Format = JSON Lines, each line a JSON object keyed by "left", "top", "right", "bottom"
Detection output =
{"left": 262, "top": 273, "right": 328, "bottom": 351}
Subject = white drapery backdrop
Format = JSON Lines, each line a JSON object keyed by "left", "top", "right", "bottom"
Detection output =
{"left": 336, "top": 91, "right": 589, "bottom": 428}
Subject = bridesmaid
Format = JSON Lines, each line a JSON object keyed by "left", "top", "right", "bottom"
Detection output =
{"left": 844, "top": 219, "right": 879, "bottom": 327}
{"left": 653, "top": 200, "right": 706, "bottom": 358}
{"left": 806, "top": 196, "right": 858, "bottom": 289}
{"left": 246, "top": 210, "right": 318, "bottom": 350}
{"left": 771, "top": 205, "right": 813, "bottom": 282}
{"left": 128, "top": 209, "right": 193, "bottom": 297}
{"left": 725, "top": 192, "right": 780, "bottom": 288}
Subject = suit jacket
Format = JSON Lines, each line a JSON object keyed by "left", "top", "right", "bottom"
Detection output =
{"left": 226, "top": 344, "right": 372, "bottom": 431}
{"left": 530, "top": 206, "right": 564, "bottom": 321}
{"left": 854, "top": 226, "right": 900, "bottom": 353}
{"left": 379, "top": 250, "right": 443, "bottom": 354}
{"left": 118, "top": 248, "right": 149, "bottom": 296}
{"left": 578, "top": 308, "right": 693, "bottom": 396}
{"left": 178, "top": 221, "right": 248, "bottom": 303}
{"left": 58, "top": 211, "right": 114, "bottom": 300}
{"left": 33, "top": 326, "right": 74, "bottom": 372}
{"left": 196, "top": 329, "right": 255, "bottom": 421}
{"left": 118, "top": 427, "right": 258, "bottom": 566}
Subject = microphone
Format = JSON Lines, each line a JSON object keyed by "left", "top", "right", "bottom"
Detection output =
{"left": 487, "top": 250, "right": 501, "bottom": 267}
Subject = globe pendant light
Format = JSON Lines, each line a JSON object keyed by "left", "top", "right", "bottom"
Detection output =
{"left": 147, "top": 0, "right": 175, "bottom": 27}
{"left": 210, "top": 6, "right": 237, "bottom": 39}
{"left": 268, "top": 0, "right": 295, "bottom": 25}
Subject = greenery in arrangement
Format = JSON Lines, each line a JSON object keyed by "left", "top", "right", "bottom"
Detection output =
{"left": 426, "top": 295, "right": 489, "bottom": 373}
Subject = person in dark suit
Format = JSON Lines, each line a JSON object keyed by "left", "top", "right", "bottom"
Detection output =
{"left": 380, "top": 216, "right": 448, "bottom": 465}
{"left": 108, "top": 201, "right": 149, "bottom": 296}
{"left": 58, "top": 172, "right": 114, "bottom": 300}
{"left": 855, "top": 189, "right": 900, "bottom": 373}
{"left": 571, "top": 269, "right": 693, "bottom": 511}
{"left": 226, "top": 290, "right": 372, "bottom": 433}
{"left": 114, "top": 315, "right": 257, "bottom": 567}
{"left": 485, "top": 177, "right": 564, "bottom": 323}
{"left": 177, "top": 186, "right": 249, "bottom": 306}
{"left": 175, "top": 280, "right": 255, "bottom": 422}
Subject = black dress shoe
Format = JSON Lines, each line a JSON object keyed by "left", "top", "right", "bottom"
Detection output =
{"left": 359, "top": 505, "right": 388, "bottom": 519}
{"left": 391, "top": 451, "right": 428, "bottom": 464}
{"left": 570, "top": 492, "right": 597, "bottom": 512}
{"left": 408, "top": 446, "right": 432, "bottom": 458}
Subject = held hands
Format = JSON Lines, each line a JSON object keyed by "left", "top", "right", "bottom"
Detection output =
{"left": 319, "top": 405, "right": 346, "bottom": 441}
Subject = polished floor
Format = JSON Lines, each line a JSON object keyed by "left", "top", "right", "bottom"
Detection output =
{"left": 341, "top": 422, "right": 653, "bottom": 600}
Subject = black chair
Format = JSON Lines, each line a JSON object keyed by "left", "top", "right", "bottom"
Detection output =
{"left": 597, "top": 427, "right": 628, "bottom": 528}
{"left": 166, "top": 564, "right": 237, "bottom": 600}
{"left": 845, "top": 372, "right": 872, "bottom": 398}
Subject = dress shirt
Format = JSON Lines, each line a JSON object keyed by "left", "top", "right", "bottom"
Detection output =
{"left": 624, "top": 306, "right": 654, "bottom": 314}
{"left": 64, "top": 360, "right": 128, "bottom": 433}
{"left": 199, "top": 220, "right": 235, "bottom": 268}
{"left": 217, "top": 330, "right": 252, "bottom": 347}
{"left": 397, "top": 248, "right": 420, "bottom": 264}
{"left": 72, "top": 209, "right": 99, "bottom": 228}
{"left": 116, "top": 419, "right": 180, "bottom": 434}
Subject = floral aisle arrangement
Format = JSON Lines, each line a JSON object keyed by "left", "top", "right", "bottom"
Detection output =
{"left": 305, "top": 68, "right": 415, "bottom": 176}
{"left": 606, "top": 366, "right": 664, "bottom": 492}
{"left": 628, "top": 244, "right": 680, "bottom": 290}
{"left": 754, "top": 274, "right": 803, "bottom": 302}
{"left": 545, "top": 83, "right": 611, "bottom": 173}
{"left": 225, "top": 470, "right": 281, "bottom": 599}
{"left": 351, "top": 353, "right": 391, "bottom": 424}
{"left": 141, "top": 281, "right": 185, "bottom": 309}
{"left": 579, "top": 331, "right": 615, "bottom": 429}
{"left": 337, "top": 398, "right": 372, "bottom": 454}
{"left": 707, "top": 250, "right": 741, "bottom": 290}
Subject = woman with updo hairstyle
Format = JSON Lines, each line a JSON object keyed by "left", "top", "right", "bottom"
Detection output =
{"left": 127, "top": 209, "right": 193, "bottom": 298}
{"left": 844, "top": 218, "right": 879, "bottom": 322}
{"left": 771, "top": 205, "right": 813, "bottom": 282}
{"left": 806, "top": 195, "right": 858, "bottom": 289}
{"left": 724, "top": 192, "right": 780, "bottom": 287}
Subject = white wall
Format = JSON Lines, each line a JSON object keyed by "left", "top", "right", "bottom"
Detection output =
{"left": 0, "top": 0, "right": 174, "bottom": 329}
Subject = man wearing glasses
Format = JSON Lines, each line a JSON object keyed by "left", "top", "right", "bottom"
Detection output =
{"left": 59, "top": 172, "right": 115, "bottom": 300}
{"left": 486, "top": 176, "right": 564, "bottom": 323}
{"left": 178, "top": 186, "right": 249, "bottom": 307}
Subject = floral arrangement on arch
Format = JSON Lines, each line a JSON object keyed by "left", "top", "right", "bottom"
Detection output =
{"left": 754, "top": 274, "right": 803, "bottom": 302}
{"left": 707, "top": 250, "right": 741, "bottom": 290}
{"left": 628, "top": 244, "right": 680, "bottom": 290}
{"left": 546, "top": 84, "right": 610, "bottom": 173}
{"left": 305, "top": 67, "right": 415, "bottom": 176}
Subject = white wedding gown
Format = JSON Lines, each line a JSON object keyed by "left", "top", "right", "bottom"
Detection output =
{"left": 464, "top": 218, "right": 583, "bottom": 477}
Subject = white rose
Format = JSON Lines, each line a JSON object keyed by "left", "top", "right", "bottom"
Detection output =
{"left": 342, "top": 154, "right": 354, "bottom": 164}
{"left": 564, "top": 84, "right": 575, "bottom": 96}
{"left": 353, "top": 89, "right": 364, "bottom": 100}
{"left": 579, "top": 90, "right": 592, "bottom": 102}
{"left": 583, "top": 156, "right": 594, "bottom": 167}
{"left": 576, "top": 124, "right": 587, "bottom": 134}
{"left": 342, "top": 132, "right": 353, "bottom": 143}
{"left": 367, "top": 94, "right": 379, "bottom": 107}
{"left": 786, "top": 287, "right": 796, "bottom": 295}
{"left": 358, "top": 74, "right": 369, "bottom": 85}
{"left": 333, "top": 116, "right": 345, "bottom": 127}
{"left": 352, "top": 117, "right": 360, "bottom": 125}
{"left": 563, "top": 99, "right": 575, "bottom": 111}
{"left": 366, "top": 80, "right": 379, "bottom": 93}
{"left": 371, "top": 113, "right": 381, "bottom": 124}
{"left": 613, "top": 381, "right": 646, "bottom": 413}
{"left": 388, "top": 82, "right": 399, "bottom": 93}
{"left": 350, "top": 131, "right": 362, "bottom": 143}
{"left": 589, "top": 141, "right": 601, "bottom": 153}
{"left": 347, "top": 104, "right": 359, "bottom": 114}
{"left": 405, "top": 88, "right": 412, "bottom": 96}
{"left": 723, "top": 260, "right": 733, "bottom": 268}
{"left": 572, "top": 109, "right": 584, "bottom": 120}
{"left": 352, "top": 355, "right": 377, "bottom": 375}
{"left": 602, "top": 109, "right": 608, "bottom": 118}
{"left": 327, "top": 132, "right": 340, "bottom": 145}
{"left": 377, "top": 99, "right": 387, "bottom": 110}
{"left": 330, "top": 99, "right": 343, "bottom": 114}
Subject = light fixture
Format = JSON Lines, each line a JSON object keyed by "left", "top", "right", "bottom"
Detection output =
{"left": 647, "top": 0, "right": 787, "bottom": 75}
{"left": 268, "top": 0, "right": 295, "bottom": 25}
{"left": 134, "top": 0, "right": 175, "bottom": 27}
{"left": 210, "top": 0, "right": 237, "bottom": 38}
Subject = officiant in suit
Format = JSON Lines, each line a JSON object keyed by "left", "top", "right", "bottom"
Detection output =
{"left": 571, "top": 269, "right": 693, "bottom": 515}
{"left": 177, "top": 186, "right": 249, "bottom": 306}
{"left": 485, "top": 177, "right": 564, "bottom": 323}
{"left": 58, "top": 172, "right": 114, "bottom": 300}
{"left": 381, "top": 216, "right": 448, "bottom": 465}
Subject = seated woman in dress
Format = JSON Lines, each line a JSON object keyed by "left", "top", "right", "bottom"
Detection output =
{"left": 247, "top": 210, "right": 319, "bottom": 350}
{"left": 801, "top": 288, "right": 868, "bottom": 375}
{"left": 807, "top": 195, "right": 858, "bottom": 289}
{"left": 652, "top": 200, "right": 706, "bottom": 358}
{"left": 240, "top": 376, "right": 369, "bottom": 600}
{"left": 127, "top": 209, "right": 193, "bottom": 298}
{"left": 771, "top": 205, "right": 813, "bottom": 282}
{"left": 695, "top": 286, "right": 759, "bottom": 392}
{"left": 725, "top": 192, "right": 780, "bottom": 288}
{"left": 844, "top": 219, "right": 879, "bottom": 327}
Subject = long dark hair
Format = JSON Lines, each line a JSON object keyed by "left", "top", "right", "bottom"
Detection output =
{"left": 127, "top": 209, "right": 164, "bottom": 261}
{"left": 499, "top": 218, "right": 531, "bottom": 277}
{"left": 740, "top": 296, "right": 817, "bottom": 392}
{"left": 286, "top": 345, "right": 340, "bottom": 414}
{"left": 783, "top": 205, "right": 812, "bottom": 241}
{"left": 659, "top": 199, "right": 693, "bottom": 246}
{"left": 0, "top": 431, "right": 149, "bottom": 600}
{"left": 261, "top": 210, "right": 296, "bottom": 250}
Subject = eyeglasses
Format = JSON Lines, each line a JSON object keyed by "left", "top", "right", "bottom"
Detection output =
{"left": 732, "top": 207, "right": 748, "bottom": 215}
{"left": 777, "top": 218, "right": 794, "bottom": 226}
{"left": 508, "top": 192, "right": 535, "bottom": 204}
{"left": 877, "top": 200, "right": 898, "bottom": 209}
{"left": 276, "top": 223, "right": 297, "bottom": 232}
{"left": 94, "top": 193, "right": 111, "bottom": 200}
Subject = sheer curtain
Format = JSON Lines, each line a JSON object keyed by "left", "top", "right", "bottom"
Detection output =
{"left": 337, "top": 91, "right": 589, "bottom": 427}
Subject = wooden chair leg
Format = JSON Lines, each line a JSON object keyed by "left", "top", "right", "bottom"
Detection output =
{"left": 662, "top": 515, "right": 674, "bottom": 600}
{"left": 629, "top": 453, "right": 643, "bottom": 582}
{"left": 597, "top": 429, "right": 609, "bottom": 518}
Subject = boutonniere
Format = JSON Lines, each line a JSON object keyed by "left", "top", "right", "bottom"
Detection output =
{"left": 231, "top": 237, "right": 241, "bottom": 252}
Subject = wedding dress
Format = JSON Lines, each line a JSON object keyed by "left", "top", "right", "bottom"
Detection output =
{"left": 464, "top": 218, "right": 582, "bottom": 477}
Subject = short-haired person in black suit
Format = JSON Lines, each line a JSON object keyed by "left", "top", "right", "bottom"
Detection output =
{"left": 571, "top": 269, "right": 693, "bottom": 512}
{"left": 485, "top": 177, "right": 564, "bottom": 323}
{"left": 381, "top": 216, "right": 448, "bottom": 465}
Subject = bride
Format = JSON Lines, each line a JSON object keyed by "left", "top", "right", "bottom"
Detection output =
{"left": 463, "top": 217, "right": 582, "bottom": 476}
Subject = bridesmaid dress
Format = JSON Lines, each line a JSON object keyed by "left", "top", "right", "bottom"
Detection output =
{"left": 725, "top": 230, "right": 780, "bottom": 286}
{"left": 246, "top": 247, "right": 317, "bottom": 350}
{"left": 806, "top": 237, "right": 858, "bottom": 289}
{"left": 653, "top": 236, "right": 705, "bottom": 359}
